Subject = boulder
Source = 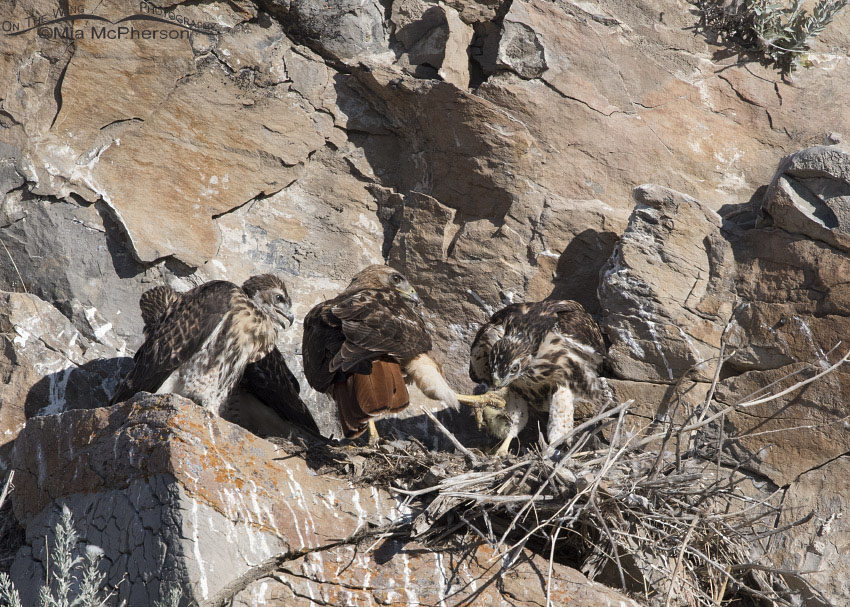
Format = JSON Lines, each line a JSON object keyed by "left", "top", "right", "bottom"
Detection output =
{"left": 771, "top": 455, "right": 850, "bottom": 606}
{"left": 597, "top": 146, "right": 850, "bottom": 602}
{"left": 599, "top": 184, "right": 736, "bottom": 383}
{"left": 0, "top": 291, "right": 127, "bottom": 466}
{"left": 9, "top": 394, "right": 640, "bottom": 607}
{"left": 762, "top": 144, "right": 850, "bottom": 253}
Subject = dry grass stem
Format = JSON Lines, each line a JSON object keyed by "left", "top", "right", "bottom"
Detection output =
{"left": 267, "top": 347, "right": 848, "bottom": 607}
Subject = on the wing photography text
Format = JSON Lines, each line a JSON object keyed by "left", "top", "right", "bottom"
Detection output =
{"left": 1, "top": 1, "right": 217, "bottom": 40}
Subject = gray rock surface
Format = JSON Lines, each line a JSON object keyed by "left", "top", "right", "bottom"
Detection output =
{"left": 3, "top": 0, "right": 850, "bottom": 603}
{"left": 9, "top": 394, "right": 641, "bottom": 607}
{"left": 762, "top": 144, "right": 850, "bottom": 252}
{"left": 599, "top": 184, "right": 736, "bottom": 383}
{"left": 0, "top": 290, "right": 128, "bottom": 466}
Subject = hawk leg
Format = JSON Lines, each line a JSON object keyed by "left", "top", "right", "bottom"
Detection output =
{"left": 456, "top": 389, "right": 507, "bottom": 409}
{"left": 547, "top": 384, "right": 575, "bottom": 448}
{"left": 367, "top": 419, "right": 381, "bottom": 445}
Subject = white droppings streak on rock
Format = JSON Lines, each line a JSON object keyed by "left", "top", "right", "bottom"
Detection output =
{"left": 223, "top": 485, "right": 273, "bottom": 562}
{"left": 211, "top": 259, "right": 228, "bottom": 276}
{"left": 285, "top": 469, "right": 319, "bottom": 546}
{"left": 646, "top": 321, "right": 674, "bottom": 380}
{"left": 84, "top": 306, "right": 113, "bottom": 341}
{"left": 279, "top": 495, "right": 307, "bottom": 549}
{"left": 354, "top": 549, "right": 372, "bottom": 593}
{"left": 248, "top": 479, "right": 280, "bottom": 536}
{"left": 370, "top": 486, "right": 387, "bottom": 524}
{"left": 385, "top": 578, "right": 400, "bottom": 604}
{"left": 321, "top": 489, "right": 341, "bottom": 519}
{"left": 676, "top": 326, "right": 703, "bottom": 364}
{"left": 616, "top": 327, "right": 645, "bottom": 358}
{"left": 43, "top": 366, "right": 73, "bottom": 415}
{"left": 300, "top": 553, "right": 329, "bottom": 604}
{"left": 466, "top": 289, "right": 494, "bottom": 316}
{"left": 763, "top": 319, "right": 791, "bottom": 352}
{"left": 434, "top": 552, "right": 448, "bottom": 607}
{"left": 794, "top": 316, "right": 830, "bottom": 370}
{"left": 350, "top": 485, "right": 369, "bottom": 530}
{"left": 253, "top": 581, "right": 268, "bottom": 605}
{"left": 401, "top": 553, "right": 419, "bottom": 605}
{"left": 355, "top": 212, "right": 381, "bottom": 236}
{"left": 12, "top": 327, "right": 29, "bottom": 347}
{"left": 461, "top": 561, "right": 477, "bottom": 593}
{"left": 190, "top": 498, "right": 210, "bottom": 599}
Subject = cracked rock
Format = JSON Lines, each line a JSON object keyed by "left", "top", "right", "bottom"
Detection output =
{"left": 0, "top": 290, "right": 127, "bottom": 466}
{"left": 10, "top": 395, "right": 401, "bottom": 604}
{"left": 497, "top": 19, "right": 547, "bottom": 78}
{"left": 762, "top": 144, "right": 850, "bottom": 253}
{"left": 599, "top": 184, "right": 736, "bottom": 383}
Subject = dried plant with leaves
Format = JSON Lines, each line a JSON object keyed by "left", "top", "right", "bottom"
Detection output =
{"left": 697, "top": 0, "right": 848, "bottom": 73}
{"left": 0, "top": 485, "right": 182, "bottom": 607}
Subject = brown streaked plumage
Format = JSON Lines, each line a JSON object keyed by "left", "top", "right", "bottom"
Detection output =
{"left": 126, "top": 280, "right": 318, "bottom": 433}
{"left": 110, "top": 276, "right": 311, "bottom": 427}
{"left": 139, "top": 286, "right": 180, "bottom": 340}
{"left": 470, "top": 299, "right": 610, "bottom": 454}
{"left": 302, "top": 265, "right": 458, "bottom": 440}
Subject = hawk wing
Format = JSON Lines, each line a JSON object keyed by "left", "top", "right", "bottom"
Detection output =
{"left": 140, "top": 285, "right": 180, "bottom": 339}
{"left": 241, "top": 348, "right": 320, "bottom": 434}
{"left": 302, "top": 288, "right": 432, "bottom": 392}
{"left": 469, "top": 322, "right": 504, "bottom": 384}
{"left": 110, "top": 281, "right": 240, "bottom": 405}
{"left": 550, "top": 300, "right": 605, "bottom": 363}
{"left": 302, "top": 302, "right": 348, "bottom": 393}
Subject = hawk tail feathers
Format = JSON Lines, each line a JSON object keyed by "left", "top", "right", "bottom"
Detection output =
{"left": 333, "top": 359, "right": 410, "bottom": 438}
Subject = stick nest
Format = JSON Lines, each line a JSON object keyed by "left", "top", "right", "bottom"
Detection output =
{"left": 274, "top": 351, "right": 850, "bottom": 607}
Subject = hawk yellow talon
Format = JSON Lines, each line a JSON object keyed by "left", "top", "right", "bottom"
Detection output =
{"left": 456, "top": 388, "right": 508, "bottom": 410}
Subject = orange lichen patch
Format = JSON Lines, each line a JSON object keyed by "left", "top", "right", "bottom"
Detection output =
{"left": 253, "top": 541, "right": 638, "bottom": 607}
{"left": 12, "top": 394, "right": 405, "bottom": 554}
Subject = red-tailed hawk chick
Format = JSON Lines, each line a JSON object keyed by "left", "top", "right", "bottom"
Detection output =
{"left": 111, "top": 275, "right": 300, "bottom": 422}
{"left": 470, "top": 299, "right": 609, "bottom": 454}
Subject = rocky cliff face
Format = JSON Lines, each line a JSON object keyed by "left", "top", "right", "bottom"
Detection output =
{"left": 3, "top": 0, "right": 850, "bottom": 604}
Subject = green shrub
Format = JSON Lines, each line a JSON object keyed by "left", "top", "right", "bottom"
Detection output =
{"left": 0, "top": 506, "right": 181, "bottom": 607}
{"left": 698, "top": 0, "right": 848, "bottom": 73}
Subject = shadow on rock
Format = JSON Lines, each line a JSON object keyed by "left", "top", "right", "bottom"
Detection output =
{"left": 547, "top": 228, "right": 621, "bottom": 316}
{"left": 25, "top": 356, "right": 132, "bottom": 418}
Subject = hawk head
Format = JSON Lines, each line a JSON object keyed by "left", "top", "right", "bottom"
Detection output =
{"left": 347, "top": 265, "right": 421, "bottom": 305}
{"left": 485, "top": 335, "right": 534, "bottom": 390}
{"left": 242, "top": 274, "right": 294, "bottom": 329}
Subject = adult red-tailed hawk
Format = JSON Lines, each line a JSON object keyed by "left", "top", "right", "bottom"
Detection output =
{"left": 470, "top": 300, "right": 610, "bottom": 454}
{"left": 302, "top": 265, "right": 464, "bottom": 442}
{"left": 110, "top": 275, "right": 314, "bottom": 429}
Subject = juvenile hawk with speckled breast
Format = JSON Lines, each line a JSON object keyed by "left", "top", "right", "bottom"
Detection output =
{"left": 470, "top": 299, "right": 610, "bottom": 454}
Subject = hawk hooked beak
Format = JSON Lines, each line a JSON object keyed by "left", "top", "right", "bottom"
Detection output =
{"left": 276, "top": 309, "right": 294, "bottom": 329}
{"left": 488, "top": 375, "right": 510, "bottom": 390}
{"left": 402, "top": 287, "right": 421, "bottom": 305}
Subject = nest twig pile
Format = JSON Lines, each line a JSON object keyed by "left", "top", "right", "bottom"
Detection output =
{"left": 281, "top": 349, "right": 850, "bottom": 606}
